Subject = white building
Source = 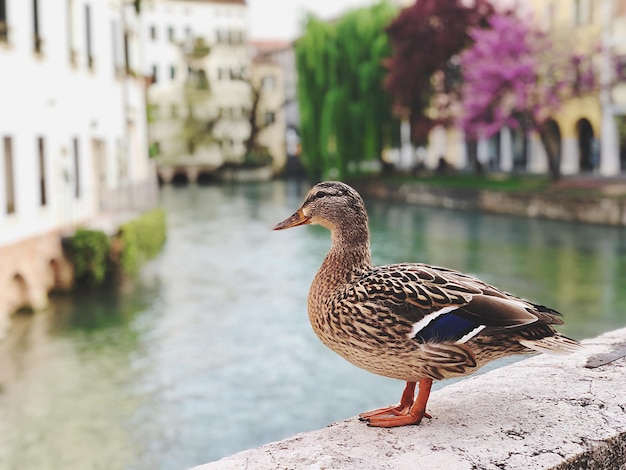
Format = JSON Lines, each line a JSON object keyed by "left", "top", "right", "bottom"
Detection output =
{"left": 0, "top": 0, "right": 156, "bottom": 332}
{"left": 141, "top": 0, "right": 251, "bottom": 183}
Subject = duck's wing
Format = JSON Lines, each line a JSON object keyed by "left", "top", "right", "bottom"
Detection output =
{"left": 344, "top": 263, "right": 567, "bottom": 346}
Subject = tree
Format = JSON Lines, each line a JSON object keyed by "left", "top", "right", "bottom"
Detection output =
{"left": 180, "top": 38, "right": 221, "bottom": 155}
{"left": 295, "top": 2, "right": 398, "bottom": 180}
{"left": 384, "top": 0, "right": 494, "bottom": 144}
{"left": 458, "top": 13, "right": 597, "bottom": 180}
{"left": 243, "top": 71, "right": 287, "bottom": 167}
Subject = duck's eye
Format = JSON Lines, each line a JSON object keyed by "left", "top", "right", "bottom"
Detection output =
{"left": 315, "top": 190, "right": 327, "bottom": 199}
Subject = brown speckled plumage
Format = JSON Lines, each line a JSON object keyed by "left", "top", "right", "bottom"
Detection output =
{"left": 274, "top": 181, "right": 580, "bottom": 427}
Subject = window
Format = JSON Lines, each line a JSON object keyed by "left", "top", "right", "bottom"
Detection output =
{"left": 112, "top": 20, "right": 120, "bottom": 76}
{"left": 185, "top": 26, "right": 191, "bottom": 38}
{"left": 170, "top": 65, "right": 176, "bottom": 80}
{"left": 85, "top": 5, "right": 93, "bottom": 69}
{"left": 231, "top": 68, "right": 245, "bottom": 80}
{"left": 262, "top": 75, "right": 276, "bottom": 91}
{"left": 38, "top": 137, "right": 47, "bottom": 206}
{"left": 150, "top": 25, "right": 157, "bottom": 40}
{"left": 4, "top": 137, "right": 15, "bottom": 214}
{"left": 151, "top": 64, "right": 158, "bottom": 83}
{"left": 187, "top": 138, "right": 195, "bottom": 154}
{"left": 263, "top": 112, "right": 276, "bottom": 126}
{"left": 573, "top": 0, "right": 591, "bottom": 26}
{"left": 33, "top": 0, "right": 42, "bottom": 53}
{"left": 219, "top": 107, "right": 233, "bottom": 118}
{"left": 228, "top": 30, "right": 244, "bottom": 45}
{"left": 190, "top": 69, "right": 208, "bottom": 89}
{"left": 152, "top": 141, "right": 161, "bottom": 157}
{"left": 148, "top": 103, "right": 159, "bottom": 121}
{"left": 73, "top": 137, "right": 80, "bottom": 198}
{"left": 67, "top": 0, "right": 76, "bottom": 65}
{"left": 124, "top": 30, "right": 131, "bottom": 74}
{"left": 168, "top": 26, "right": 174, "bottom": 42}
{"left": 0, "top": 0, "right": 7, "bottom": 42}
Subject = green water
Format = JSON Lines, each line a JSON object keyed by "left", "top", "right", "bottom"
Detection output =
{"left": 1, "top": 180, "right": 625, "bottom": 469}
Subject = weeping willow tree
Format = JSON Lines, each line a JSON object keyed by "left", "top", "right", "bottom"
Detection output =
{"left": 296, "top": 2, "right": 398, "bottom": 181}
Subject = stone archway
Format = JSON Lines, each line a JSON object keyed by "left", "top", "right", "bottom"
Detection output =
{"left": 511, "top": 126, "right": 528, "bottom": 170}
{"left": 10, "top": 273, "right": 31, "bottom": 313}
{"left": 542, "top": 119, "right": 562, "bottom": 178}
{"left": 576, "top": 118, "right": 596, "bottom": 172}
{"left": 47, "top": 257, "right": 73, "bottom": 292}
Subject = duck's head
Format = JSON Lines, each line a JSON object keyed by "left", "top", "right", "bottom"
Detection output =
{"left": 273, "top": 181, "right": 368, "bottom": 234}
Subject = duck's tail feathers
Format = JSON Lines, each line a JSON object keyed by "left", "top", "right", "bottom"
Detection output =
{"left": 519, "top": 334, "right": 581, "bottom": 355}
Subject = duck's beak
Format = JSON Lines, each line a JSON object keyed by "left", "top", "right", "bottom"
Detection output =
{"left": 273, "top": 208, "right": 311, "bottom": 230}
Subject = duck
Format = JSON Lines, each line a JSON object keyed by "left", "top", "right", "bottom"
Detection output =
{"left": 274, "top": 181, "right": 580, "bottom": 428}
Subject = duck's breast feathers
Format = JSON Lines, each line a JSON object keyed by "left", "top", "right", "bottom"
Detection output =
{"left": 342, "top": 263, "right": 565, "bottom": 345}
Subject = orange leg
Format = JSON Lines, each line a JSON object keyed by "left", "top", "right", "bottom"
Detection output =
{"left": 361, "top": 378, "right": 433, "bottom": 428}
{"left": 359, "top": 381, "right": 416, "bottom": 420}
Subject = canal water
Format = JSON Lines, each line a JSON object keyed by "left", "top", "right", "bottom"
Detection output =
{"left": 1, "top": 180, "right": 626, "bottom": 470}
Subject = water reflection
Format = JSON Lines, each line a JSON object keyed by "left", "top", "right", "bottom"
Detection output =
{"left": 1, "top": 180, "right": 625, "bottom": 469}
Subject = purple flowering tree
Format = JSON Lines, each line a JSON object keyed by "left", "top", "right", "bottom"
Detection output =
{"left": 384, "top": 0, "right": 494, "bottom": 144}
{"left": 459, "top": 13, "right": 594, "bottom": 179}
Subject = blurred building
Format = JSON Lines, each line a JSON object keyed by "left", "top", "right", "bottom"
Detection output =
{"left": 420, "top": 1, "right": 626, "bottom": 177}
{"left": 141, "top": 0, "right": 251, "bottom": 183}
{"left": 250, "top": 40, "right": 299, "bottom": 172}
{"left": 0, "top": 0, "right": 156, "bottom": 334}
{"left": 529, "top": 0, "right": 603, "bottom": 175}
{"left": 598, "top": 0, "right": 626, "bottom": 174}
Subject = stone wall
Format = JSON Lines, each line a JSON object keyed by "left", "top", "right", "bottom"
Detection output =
{"left": 359, "top": 182, "right": 626, "bottom": 226}
{"left": 194, "top": 327, "right": 626, "bottom": 470}
{"left": 0, "top": 231, "right": 73, "bottom": 337}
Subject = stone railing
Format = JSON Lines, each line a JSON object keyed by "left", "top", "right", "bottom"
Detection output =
{"left": 194, "top": 327, "right": 626, "bottom": 469}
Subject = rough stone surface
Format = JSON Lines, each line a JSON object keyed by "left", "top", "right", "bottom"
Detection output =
{"left": 194, "top": 328, "right": 626, "bottom": 470}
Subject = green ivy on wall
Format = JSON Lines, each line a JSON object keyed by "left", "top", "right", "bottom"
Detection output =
{"left": 70, "top": 208, "right": 167, "bottom": 286}
{"left": 119, "top": 208, "right": 167, "bottom": 275}
{"left": 71, "top": 229, "right": 111, "bottom": 284}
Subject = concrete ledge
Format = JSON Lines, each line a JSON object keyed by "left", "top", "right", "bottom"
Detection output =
{"left": 195, "top": 328, "right": 626, "bottom": 470}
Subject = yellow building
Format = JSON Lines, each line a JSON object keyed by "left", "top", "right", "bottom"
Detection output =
{"left": 530, "top": 0, "right": 625, "bottom": 175}
{"left": 424, "top": 1, "right": 626, "bottom": 176}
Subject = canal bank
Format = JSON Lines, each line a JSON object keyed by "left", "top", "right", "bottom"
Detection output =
{"left": 3, "top": 182, "right": 626, "bottom": 469}
{"left": 353, "top": 176, "right": 626, "bottom": 226}
{"left": 0, "top": 206, "right": 166, "bottom": 338}
{"left": 195, "top": 326, "right": 626, "bottom": 470}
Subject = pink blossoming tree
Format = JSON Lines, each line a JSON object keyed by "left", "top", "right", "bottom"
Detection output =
{"left": 459, "top": 13, "right": 596, "bottom": 179}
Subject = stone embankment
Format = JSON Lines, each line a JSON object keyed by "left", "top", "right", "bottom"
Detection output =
{"left": 194, "top": 327, "right": 626, "bottom": 469}
{"left": 357, "top": 180, "right": 626, "bottom": 226}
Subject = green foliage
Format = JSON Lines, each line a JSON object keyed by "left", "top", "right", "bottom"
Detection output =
{"left": 295, "top": 1, "right": 398, "bottom": 180}
{"left": 70, "top": 210, "right": 167, "bottom": 286}
{"left": 147, "top": 103, "right": 159, "bottom": 123}
{"left": 187, "top": 38, "right": 211, "bottom": 59}
{"left": 71, "top": 229, "right": 111, "bottom": 284}
{"left": 149, "top": 142, "right": 160, "bottom": 158}
{"left": 119, "top": 208, "right": 167, "bottom": 274}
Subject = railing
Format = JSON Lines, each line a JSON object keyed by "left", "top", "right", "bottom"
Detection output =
{"left": 58, "top": 178, "right": 160, "bottom": 235}
{"left": 97, "top": 179, "right": 159, "bottom": 214}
